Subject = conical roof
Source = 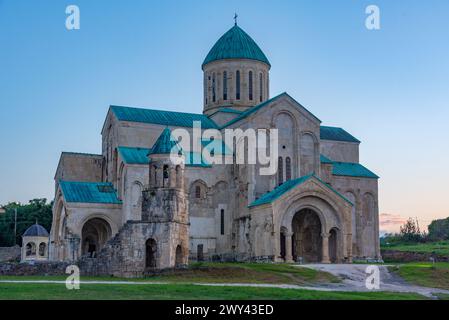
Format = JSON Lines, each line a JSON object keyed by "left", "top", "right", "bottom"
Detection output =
{"left": 23, "top": 224, "right": 49, "bottom": 237}
{"left": 202, "top": 24, "right": 270, "bottom": 68}
{"left": 149, "top": 127, "right": 182, "bottom": 155}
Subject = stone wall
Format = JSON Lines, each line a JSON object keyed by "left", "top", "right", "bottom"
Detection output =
{"left": 0, "top": 261, "right": 69, "bottom": 276}
{"left": 381, "top": 249, "right": 449, "bottom": 263}
{"left": 0, "top": 246, "right": 20, "bottom": 262}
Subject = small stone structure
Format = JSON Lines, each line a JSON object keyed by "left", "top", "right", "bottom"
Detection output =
{"left": 21, "top": 224, "right": 49, "bottom": 262}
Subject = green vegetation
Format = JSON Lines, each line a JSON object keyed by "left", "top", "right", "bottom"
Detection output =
{"left": 0, "top": 263, "right": 339, "bottom": 286}
{"left": 389, "top": 262, "right": 449, "bottom": 290}
{"left": 381, "top": 241, "right": 449, "bottom": 256}
{"left": 0, "top": 282, "right": 427, "bottom": 300}
{"left": 0, "top": 199, "right": 52, "bottom": 247}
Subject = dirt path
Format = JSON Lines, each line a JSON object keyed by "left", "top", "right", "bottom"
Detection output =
{"left": 300, "top": 264, "right": 449, "bottom": 298}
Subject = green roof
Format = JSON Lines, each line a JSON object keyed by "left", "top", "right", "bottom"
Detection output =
{"left": 60, "top": 181, "right": 121, "bottom": 204}
{"left": 331, "top": 162, "right": 379, "bottom": 179}
{"left": 110, "top": 105, "right": 218, "bottom": 129}
{"left": 249, "top": 174, "right": 352, "bottom": 207}
{"left": 320, "top": 154, "right": 333, "bottom": 164}
{"left": 202, "top": 25, "right": 270, "bottom": 67}
{"left": 118, "top": 146, "right": 150, "bottom": 164}
{"left": 320, "top": 155, "right": 379, "bottom": 179}
{"left": 149, "top": 127, "right": 182, "bottom": 155}
{"left": 221, "top": 92, "right": 320, "bottom": 129}
{"left": 320, "top": 126, "right": 360, "bottom": 143}
{"left": 118, "top": 146, "right": 211, "bottom": 167}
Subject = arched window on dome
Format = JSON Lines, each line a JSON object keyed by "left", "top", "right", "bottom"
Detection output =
{"left": 278, "top": 156, "right": 283, "bottom": 186}
{"left": 236, "top": 70, "right": 240, "bottom": 100}
{"left": 286, "top": 157, "right": 292, "bottom": 181}
{"left": 259, "top": 73, "right": 263, "bottom": 102}
{"left": 249, "top": 71, "right": 253, "bottom": 101}
{"left": 223, "top": 71, "right": 228, "bottom": 100}
{"left": 212, "top": 73, "right": 216, "bottom": 102}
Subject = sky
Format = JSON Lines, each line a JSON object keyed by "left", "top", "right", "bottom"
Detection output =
{"left": 0, "top": 0, "right": 448, "bottom": 234}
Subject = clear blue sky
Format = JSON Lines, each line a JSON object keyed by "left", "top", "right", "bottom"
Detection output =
{"left": 1, "top": 0, "right": 448, "bottom": 232}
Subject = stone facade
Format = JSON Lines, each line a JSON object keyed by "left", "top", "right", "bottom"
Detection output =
{"left": 49, "top": 23, "right": 381, "bottom": 276}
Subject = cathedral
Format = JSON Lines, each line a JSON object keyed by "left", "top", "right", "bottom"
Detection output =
{"left": 49, "top": 22, "right": 381, "bottom": 277}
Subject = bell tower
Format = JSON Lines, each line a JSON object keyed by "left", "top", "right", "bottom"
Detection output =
{"left": 141, "top": 127, "right": 189, "bottom": 269}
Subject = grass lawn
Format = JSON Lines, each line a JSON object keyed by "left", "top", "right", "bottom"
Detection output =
{"left": 389, "top": 262, "right": 449, "bottom": 290}
{"left": 0, "top": 263, "right": 340, "bottom": 286}
{"left": 149, "top": 262, "right": 340, "bottom": 285}
{"left": 381, "top": 241, "right": 449, "bottom": 255}
{"left": 0, "top": 282, "right": 428, "bottom": 300}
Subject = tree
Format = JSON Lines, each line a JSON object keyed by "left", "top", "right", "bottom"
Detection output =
{"left": 427, "top": 217, "right": 449, "bottom": 241}
{"left": 0, "top": 198, "right": 53, "bottom": 247}
{"left": 399, "top": 217, "right": 423, "bottom": 243}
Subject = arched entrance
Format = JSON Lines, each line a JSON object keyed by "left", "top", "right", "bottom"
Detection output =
{"left": 81, "top": 218, "right": 112, "bottom": 257}
{"left": 292, "top": 209, "right": 322, "bottom": 263}
{"left": 145, "top": 239, "right": 157, "bottom": 268}
{"left": 175, "top": 245, "right": 183, "bottom": 267}
{"left": 329, "top": 228, "right": 338, "bottom": 263}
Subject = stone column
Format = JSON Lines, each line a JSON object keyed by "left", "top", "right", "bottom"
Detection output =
{"left": 284, "top": 232, "right": 294, "bottom": 263}
{"left": 321, "top": 232, "right": 330, "bottom": 263}
{"left": 346, "top": 233, "right": 353, "bottom": 263}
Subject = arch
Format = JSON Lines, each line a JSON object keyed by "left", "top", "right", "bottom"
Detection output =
{"left": 26, "top": 242, "right": 36, "bottom": 256}
{"left": 329, "top": 228, "right": 338, "bottom": 263}
{"left": 112, "top": 148, "right": 118, "bottom": 184}
{"left": 236, "top": 70, "right": 241, "bottom": 100}
{"left": 190, "top": 180, "right": 208, "bottom": 200}
{"left": 81, "top": 217, "right": 112, "bottom": 257}
{"left": 38, "top": 242, "right": 47, "bottom": 257}
{"left": 300, "top": 132, "right": 318, "bottom": 176}
{"left": 118, "top": 162, "right": 125, "bottom": 199}
{"left": 285, "top": 157, "right": 292, "bottom": 181}
{"left": 279, "top": 226, "right": 287, "bottom": 260}
{"left": 278, "top": 156, "right": 283, "bottom": 185}
{"left": 53, "top": 198, "right": 64, "bottom": 243}
{"left": 197, "top": 244, "right": 204, "bottom": 261}
{"left": 131, "top": 181, "right": 143, "bottom": 219}
{"left": 248, "top": 70, "right": 253, "bottom": 100}
{"left": 175, "top": 245, "right": 183, "bottom": 267}
{"left": 223, "top": 71, "right": 228, "bottom": 100}
{"left": 212, "top": 72, "right": 216, "bottom": 102}
{"left": 292, "top": 209, "right": 322, "bottom": 263}
{"left": 145, "top": 238, "right": 157, "bottom": 268}
{"left": 362, "top": 193, "right": 375, "bottom": 225}
{"left": 279, "top": 191, "right": 346, "bottom": 236}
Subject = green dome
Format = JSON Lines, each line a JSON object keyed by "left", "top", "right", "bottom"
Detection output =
{"left": 202, "top": 25, "right": 270, "bottom": 68}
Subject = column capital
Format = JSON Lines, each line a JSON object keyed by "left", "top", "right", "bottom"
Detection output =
{"left": 321, "top": 232, "right": 330, "bottom": 239}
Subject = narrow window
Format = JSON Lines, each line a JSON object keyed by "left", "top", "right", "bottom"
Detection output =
{"left": 249, "top": 71, "right": 253, "bottom": 101}
{"left": 195, "top": 185, "right": 201, "bottom": 199}
{"left": 259, "top": 73, "right": 263, "bottom": 102}
{"left": 286, "top": 157, "right": 292, "bottom": 181}
{"left": 220, "top": 209, "right": 225, "bottom": 235}
{"left": 278, "top": 157, "right": 283, "bottom": 185}
{"left": 212, "top": 73, "right": 216, "bottom": 102}
{"left": 223, "top": 71, "right": 227, "bottom": 100}
{"left": 236, "top": 70, "right": 240, "bottom": 100}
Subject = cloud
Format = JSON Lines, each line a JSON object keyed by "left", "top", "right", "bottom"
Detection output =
{"left": 379, "top": 213, "right": 408, "bottom": 234}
